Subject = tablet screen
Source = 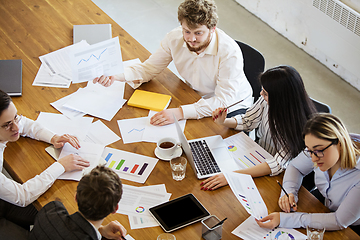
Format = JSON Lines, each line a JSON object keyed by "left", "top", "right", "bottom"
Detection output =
{"left": 149, "top": 193, "right": 210, "bottom": 232}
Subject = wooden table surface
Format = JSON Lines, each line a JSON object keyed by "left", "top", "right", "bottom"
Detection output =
{"left": 1, "top": 0, "right": 359, "bottom": 239}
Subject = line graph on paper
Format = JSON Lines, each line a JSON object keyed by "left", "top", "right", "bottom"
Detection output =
{"left": 77, "top": 48, "right": 107, "bottom": 65}
{"left": 128, "top": 128, "right": 145, "bottom": 134}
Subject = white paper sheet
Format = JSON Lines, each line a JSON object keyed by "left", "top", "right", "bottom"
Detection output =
{"left": 62, "top": 81, "right": 126, "bottom": 121}
{"left": 70, "top": 37, "right": 124, "bottom": 83}
{"left": 224, "top": 172, "right": 268, "bottom": 220}
{"left": 117, "top": 184, "right": 171, "bottom": 229}
{"left": 57, "top": 142, "right": 105, "bottom": 181}
{"left": 39, "top": 40, "right": 89, "bottom": 80}
{"left": 224, "top": 132, "right": 271, "bottom": 169}
{"left": 32, "top": 64, "right": 71, "bottom": 88}
{"left": 102, "top": 147, "right": 158, "bottom": 184}
{"left": 117, "top": 117, "right": 147, "bottom": 144}
{"left": 35, "top": 112, "right": 93, "bottom": 140}
{"left": 50, "top": 91, "right": 86, "bottom": 119}
{"left": 84, "top": 120, "right": 120, "bottom": 146}
{"left": 142, "top": 111, "right": 186, "bottom": 143}
{"left": 232, "top": 216, "right": 307, "bottom": 240}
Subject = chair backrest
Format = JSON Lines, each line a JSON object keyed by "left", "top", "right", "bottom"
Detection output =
{"left": 311, "top": 98, "right": 332, "bottom": 113}
{"left": 235, "top": 40, "right": 265, "bottom": 103}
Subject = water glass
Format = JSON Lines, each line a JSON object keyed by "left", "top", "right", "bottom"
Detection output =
{"left": 306, "top": 222, "right": 325, "bottom": 240}
{"left": 170, "top": 157, "right": 187, "bottom": 181}
{"left": 157, "top": 233, "right": 176, "bottom": 240}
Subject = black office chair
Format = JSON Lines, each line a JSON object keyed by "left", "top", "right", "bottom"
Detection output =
{"left": 311, "top": 98, "right": 332, "bottom": 114}
{"left": 235, "top": 40, "right": 265, "bottom": 103}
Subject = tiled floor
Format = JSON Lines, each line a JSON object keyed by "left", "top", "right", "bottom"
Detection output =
{"left": 92, "top": 0, "right": 360, "bottom": 133}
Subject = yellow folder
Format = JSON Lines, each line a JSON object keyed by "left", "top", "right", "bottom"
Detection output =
{"left": 127, "top": 90, "right": 172, "bottom": 112}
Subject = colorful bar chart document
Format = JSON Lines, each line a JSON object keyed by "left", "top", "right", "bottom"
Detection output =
{"left": 102, "top": 147, "right": 158, "bottom": 183}
{"left": 224, "top": 132, "right": 272, "bottom": 169}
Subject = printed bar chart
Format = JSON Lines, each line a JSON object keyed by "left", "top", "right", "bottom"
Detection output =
{"left": 102, "top": 147, "right": 158, "bottom": 183}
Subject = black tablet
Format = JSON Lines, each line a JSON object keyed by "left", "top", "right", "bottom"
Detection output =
{"left": 149, "top": 193, "right": 210, "bottom": 232}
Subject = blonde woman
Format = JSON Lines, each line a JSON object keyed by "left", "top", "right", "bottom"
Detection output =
{"left": 257, "top": 113, "right": 360, "bottom": 234}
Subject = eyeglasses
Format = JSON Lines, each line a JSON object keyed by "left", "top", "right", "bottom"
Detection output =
{"left": 1, "top": 115, "right": 22, "bottom": 131}
{"left": 303, "top": 141, "right": 336, "bottom": 158}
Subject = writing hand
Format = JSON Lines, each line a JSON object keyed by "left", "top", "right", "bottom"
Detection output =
{"left": 278, "top": 193, "right": 297, "bottom": 213}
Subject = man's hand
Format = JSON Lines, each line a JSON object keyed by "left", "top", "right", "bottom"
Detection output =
{"left": 99, "top": 220, "right": 127, "bottom": 240}
{"left": 150, "top": 108, "right": 184, "bottom": 126}
{"left": 51, "top": 134, "right": 80, "bottom": 149}
{"left": 200, "top": 173, "right": 228, "bottom": 191}
{"left": 57, "top": 154, "right": 90, "bottom": 172}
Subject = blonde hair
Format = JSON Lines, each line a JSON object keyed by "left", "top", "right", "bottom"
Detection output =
{"left": 303, "top": 113, "right": 360, "bottom": 169}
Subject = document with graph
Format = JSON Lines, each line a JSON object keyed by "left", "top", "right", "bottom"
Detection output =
{"left": 224, "top": 132, "right": 271, "bottom": 169}
{"left": 224, "top": 172, "right": 268, "bottom": 220}
{"left": 102, "top": 147, "right": 158, "bottom": 183}
{"left": 70, "top": 37, "right": 124, "bottom": 83}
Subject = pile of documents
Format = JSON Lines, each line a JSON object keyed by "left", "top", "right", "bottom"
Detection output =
{"left": 117, "top": 184, "right": 171, "bottom": 229}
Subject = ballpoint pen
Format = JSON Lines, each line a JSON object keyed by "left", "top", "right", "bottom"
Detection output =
{"left": 221, "top": 99, "right": 244, "bottom": 113}
{"left": 276, "top": 180, "right": 296, "bottom": 207}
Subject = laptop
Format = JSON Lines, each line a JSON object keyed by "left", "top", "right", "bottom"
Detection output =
{"left": 0, "top": 59, "right": 22, "bottom": 96}
{"left": 174, "top": 117, "right": 239, "bottom": 179}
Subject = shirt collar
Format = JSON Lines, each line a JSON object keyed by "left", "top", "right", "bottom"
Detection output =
{"left": 89, "top": 221, "right": 102, "bottom": 240}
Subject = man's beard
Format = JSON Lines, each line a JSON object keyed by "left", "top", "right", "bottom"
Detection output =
{"left": 185, "top": 32, "right": 212, "bottom": 53}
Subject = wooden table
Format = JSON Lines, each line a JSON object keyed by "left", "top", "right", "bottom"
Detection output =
{"left": 0, "top": 0, "right": 359, "bottom": 239}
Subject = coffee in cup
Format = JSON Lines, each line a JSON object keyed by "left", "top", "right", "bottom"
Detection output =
{"left": 157, "top": 137, "right": 179, "bottom": 158}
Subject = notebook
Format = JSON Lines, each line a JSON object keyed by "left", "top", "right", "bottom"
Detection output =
{"left": 73, "top": 24, "right": 112, "bottom": 45}
{"left": 174, "top": 116, "right": 239, "bottom": 179}
{"left": 149, "top": 193, "right": 210, "bottom": 232}
{"left": 0, "top": 59, "right": 22, "bottom": 96}
{"left": 127, "top": 90, "right": 171, "bottom": 112}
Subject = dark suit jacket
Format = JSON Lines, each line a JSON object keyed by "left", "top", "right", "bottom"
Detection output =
{"left": 28, "top": 201, "right": 98, "bottom": 240}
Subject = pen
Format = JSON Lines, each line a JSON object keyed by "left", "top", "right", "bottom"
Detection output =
{"left": 276, "top": 180, "right": 296, "bottom": 207}
{"left": 221, "top": 100, "right": 244, "bottom": 113}
{"left": 203, "top": 217, "right": 227, "bottom": 238}
{"left": 211, "top": 217, "right": 227, "bottom": 228}
{"left": 121, "top": 236, "right": 126, "bottom": 240}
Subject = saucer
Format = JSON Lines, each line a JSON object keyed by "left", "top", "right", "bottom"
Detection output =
{"left": 154, "top": 147, "right": 183, "bottom": 161}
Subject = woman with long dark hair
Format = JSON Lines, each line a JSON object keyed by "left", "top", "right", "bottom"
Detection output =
{"left": 200, "top": 65, "right": 316, "bottom": 190}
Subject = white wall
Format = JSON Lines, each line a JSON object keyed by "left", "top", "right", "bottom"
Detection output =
{"left": 235, "top": 0, "right": 360, "bottom": 91}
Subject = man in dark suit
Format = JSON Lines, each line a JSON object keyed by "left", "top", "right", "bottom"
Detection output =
{"left": 28, "top": 166, "right": 127, "bottom": 240}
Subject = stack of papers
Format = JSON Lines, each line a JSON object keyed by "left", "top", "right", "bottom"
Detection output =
{"left": 33, "top": 37, "right": 124, "bottom": 87}
{"left": 117, "top": 184, "right": 171, "bottom": 229}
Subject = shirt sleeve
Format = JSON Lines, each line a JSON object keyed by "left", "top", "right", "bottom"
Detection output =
{"left": 0, "top": 162, "right": 65, "bottom": 207}
{"left": 280, "top": 182, "right": 360, "bottom": 230}
{"left": 19, "top": 117, "right": 55, "bottom": 143}
{"left": 233, "top": 97, "right": 266, "bottom": 132}
{"left": 123, "top": 33, "right": 174, "bottom": 87}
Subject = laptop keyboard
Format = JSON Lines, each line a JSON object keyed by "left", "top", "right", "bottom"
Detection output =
{"left": 189, "top": 140, "right": 221, "bottom": 175}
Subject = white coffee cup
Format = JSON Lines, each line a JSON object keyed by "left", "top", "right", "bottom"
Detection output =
{"left": 157, "top": 137, "right": 180, "bottom": 158}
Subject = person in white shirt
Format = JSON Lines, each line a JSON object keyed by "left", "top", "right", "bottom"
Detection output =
{"left": 256, "top": 113, "right": 360, "bottom": 234}
{"left": 93, "top": 0, "right": 253, "bottom": 126}
{"left": 200, "top": 65, "right": 316, "bottom": 190}
{"left": 0, "top": 90, "right": 90, "bottom": 240}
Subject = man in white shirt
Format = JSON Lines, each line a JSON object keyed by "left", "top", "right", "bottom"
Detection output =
{"left": 93, "top": 0, "right": 253, "bottom": 126}
{"left": 0, "top": 90, "right": 90, "bottom": 240}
